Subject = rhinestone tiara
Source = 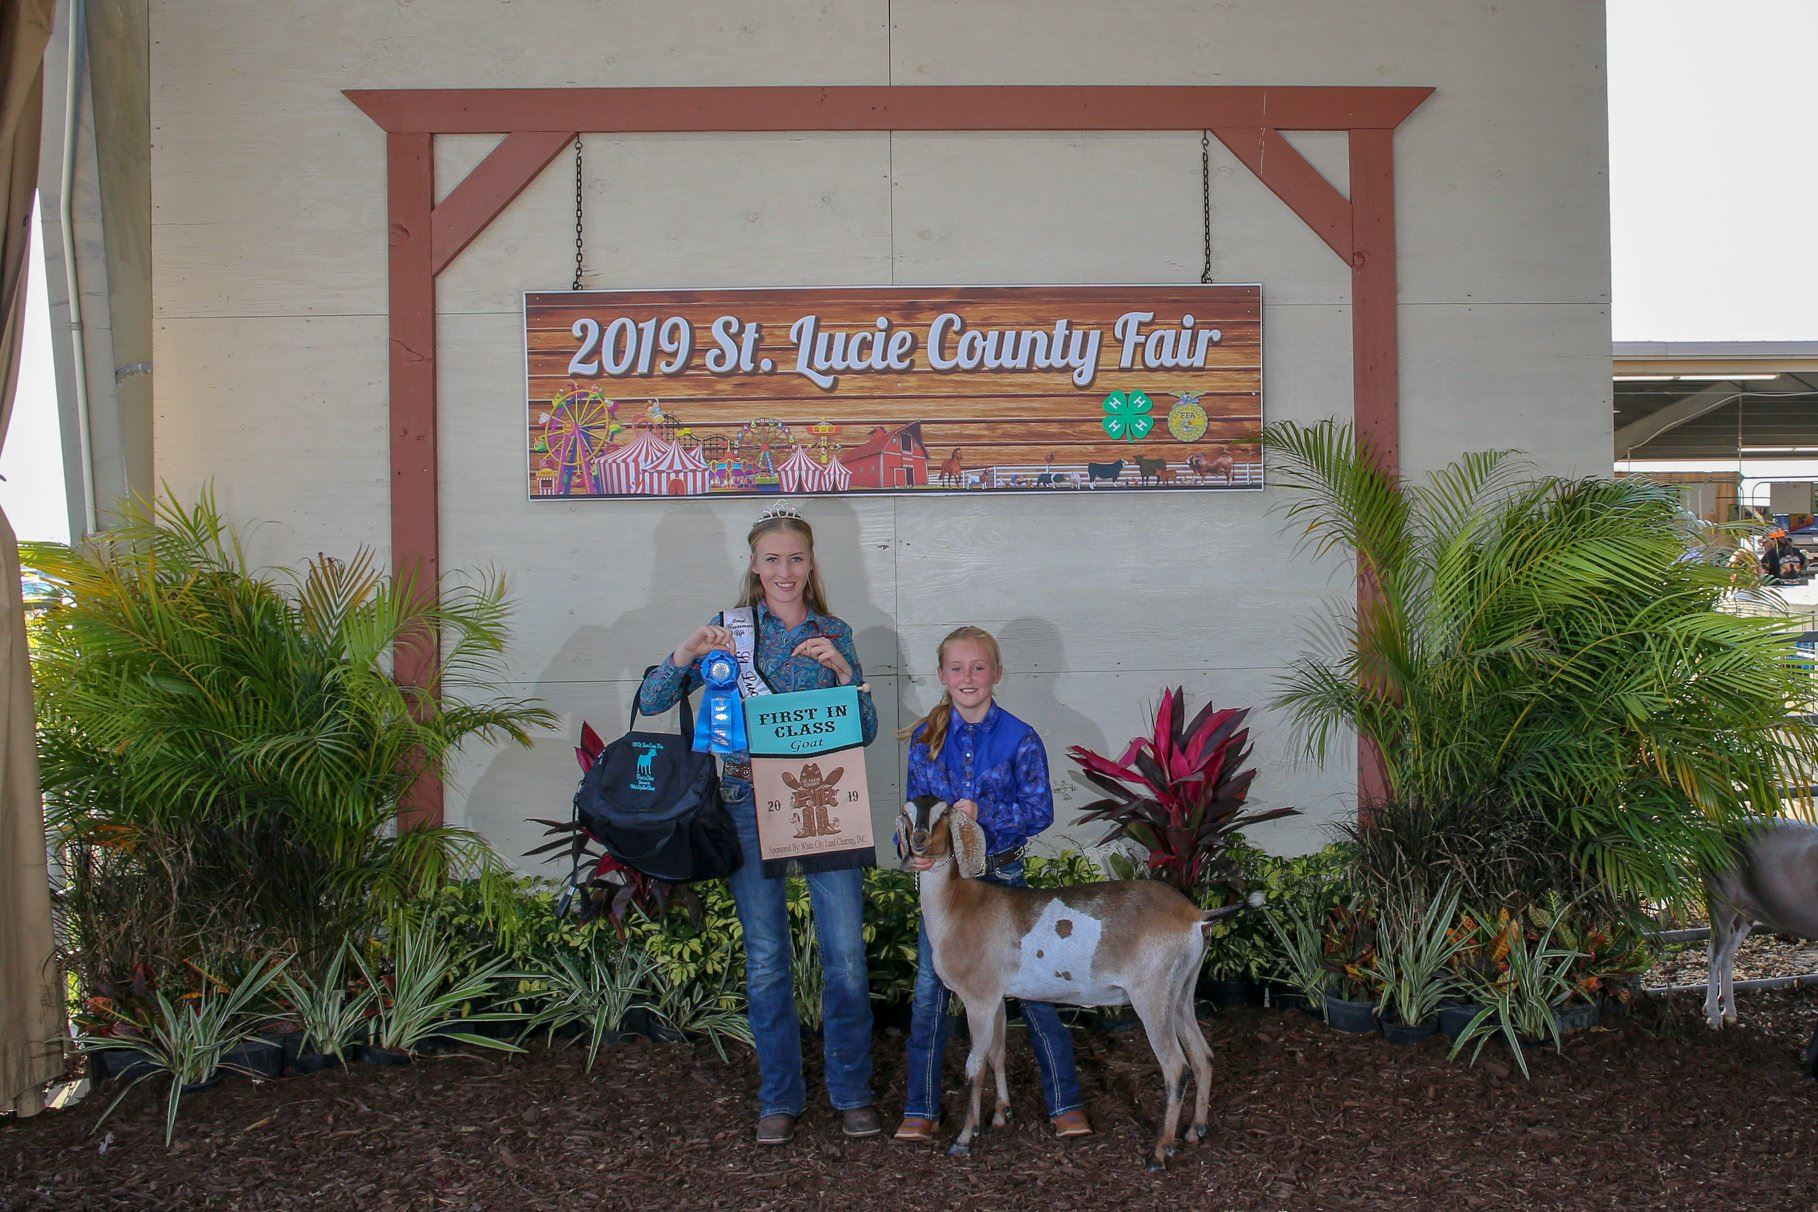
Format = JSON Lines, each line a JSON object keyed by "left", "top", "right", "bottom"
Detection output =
{"left": 755, "top": 500, "right": 803, "bottom": 523}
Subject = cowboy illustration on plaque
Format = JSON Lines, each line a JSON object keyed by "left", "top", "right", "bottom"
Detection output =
{"left": 745, "top": 685, "right": 875, "bottom": 878}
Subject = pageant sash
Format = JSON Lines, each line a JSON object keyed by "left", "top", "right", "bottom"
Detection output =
{"left": 692, "top": 649, "right": 747, "bottom": 755}
{"left": 744, "top": 685, "right": 876, "bottom": 878}
{"left": 726, "top": 607, "right": 771, "bottom": 701}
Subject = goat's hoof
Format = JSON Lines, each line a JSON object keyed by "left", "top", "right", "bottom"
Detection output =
{"left": 1186, "top": 1123, "right": 1207, "bottom": 1144}
{"left": 1164, "top": 1144, "right": 1177, "bottom": 1159}
{"left": 990, "top": 1105, "right": 1011, "bottom": 1127}
{"left": 1145, "top": 1156, "right": 1167, "bottom": 1173}
{"left": 947, "top": 1141, "right": 971, "bottom": 1159}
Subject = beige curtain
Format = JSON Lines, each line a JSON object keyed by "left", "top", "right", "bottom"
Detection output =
{"left": 1, "top": 0, "right": 63, "bottom": 1118}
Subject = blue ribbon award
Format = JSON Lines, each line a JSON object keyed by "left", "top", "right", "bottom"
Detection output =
{"left": 693, "top": 649, "right": 747, "bottom": 755}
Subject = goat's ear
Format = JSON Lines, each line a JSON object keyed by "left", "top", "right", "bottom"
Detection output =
{"left": 894, "top": 802, "right": 914, "bottom": 861}
{"left": 950, "top": 811, "right": 988, "bottom": 879}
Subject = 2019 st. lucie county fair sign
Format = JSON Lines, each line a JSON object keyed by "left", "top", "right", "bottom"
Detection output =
{"left": 523, "top": 285, "right": 1262, "bottom": 499}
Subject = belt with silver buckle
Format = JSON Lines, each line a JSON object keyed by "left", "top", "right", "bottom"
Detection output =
{"left": 984, "top": 843, "right": 1025, "bottom": 876}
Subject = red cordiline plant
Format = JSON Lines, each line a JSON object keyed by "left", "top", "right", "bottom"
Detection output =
{"left": 1068, "top": 689, "right": 1297, "bottom": 896}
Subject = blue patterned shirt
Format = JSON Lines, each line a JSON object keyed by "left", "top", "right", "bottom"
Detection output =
{"left": 904, "top": 702, "right": 1054, "bottom": 854}
{"left": 637, "top": 603, "right": 877, "bottom": 799}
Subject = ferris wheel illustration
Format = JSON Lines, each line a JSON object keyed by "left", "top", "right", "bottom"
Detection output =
{"left": 544, "top": 387, "right": 619, "bottom": 494}
{"left": 736, "top": 418, "right": 793, "bottom": 481}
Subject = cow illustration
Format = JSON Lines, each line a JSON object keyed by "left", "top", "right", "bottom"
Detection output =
{"left": 1085, "top": 459, "right": 1125, "bottom": 487}
{"left": 780, "top": 762, "right": 845, "bottom": 838}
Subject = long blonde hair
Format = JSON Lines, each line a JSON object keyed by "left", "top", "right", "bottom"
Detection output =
{"left": 736, "top": 515, "right": 831, "bottom": 615}
{"left": 900, "top": 625, "right": 1003, "bottom": 759}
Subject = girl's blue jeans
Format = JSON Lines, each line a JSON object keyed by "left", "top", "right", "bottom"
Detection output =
{"left": 901, "top": 859, "right": 1083, "bottom": 1120}
{"left": 724, "top": 788, "right": 875, "bottom": 1118}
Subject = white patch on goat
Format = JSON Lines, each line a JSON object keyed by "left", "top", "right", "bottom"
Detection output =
{"left": 1009, "top": 902, "right": 1119, "bottom": 1005}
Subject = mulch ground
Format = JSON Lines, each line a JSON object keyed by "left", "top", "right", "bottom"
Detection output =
{"left": 5, "top": 988, "right": 1816, "bottom": 1212}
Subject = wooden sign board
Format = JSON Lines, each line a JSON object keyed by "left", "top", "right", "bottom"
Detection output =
{"left": 524, "top": 285, "right": 1261, "bottom": 498}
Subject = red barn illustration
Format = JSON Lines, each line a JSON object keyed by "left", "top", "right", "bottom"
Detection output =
{"left": 843, "top": 422, "right": 929, "bottom": 489}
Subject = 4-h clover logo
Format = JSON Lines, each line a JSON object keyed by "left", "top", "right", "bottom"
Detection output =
{"left": 1101, "top": 390, "right": 1155, "bottom": 442}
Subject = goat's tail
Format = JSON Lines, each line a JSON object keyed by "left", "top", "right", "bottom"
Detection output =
{"left": 1198, "top": 890, "right": 1267, "bottom": 932}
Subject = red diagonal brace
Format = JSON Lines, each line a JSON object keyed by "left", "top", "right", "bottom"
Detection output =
{"left": 432, "top": 130, "right": 577, "bottom": 276}
{"left": 1210, "top": 127, "right": 1352, "bottom": 262}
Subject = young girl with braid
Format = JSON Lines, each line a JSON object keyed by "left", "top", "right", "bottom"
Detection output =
{"left": 893, "top": 626, "right": 1091, "bottom": 1142}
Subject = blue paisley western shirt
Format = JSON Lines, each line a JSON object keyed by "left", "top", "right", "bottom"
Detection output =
{"left": 637, "top": 603, "right": 877, "bottom": 800}
{"left": 905, "top": 702, "right": 1054, "bottom": 854}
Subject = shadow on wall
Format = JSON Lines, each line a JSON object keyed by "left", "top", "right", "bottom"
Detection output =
{"left": 456, "top": 499, "right": 906, "bottom": 863}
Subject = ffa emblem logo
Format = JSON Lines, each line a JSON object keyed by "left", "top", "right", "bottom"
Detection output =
{"left": 780, "top": 762, "right": 845, "bottom": 839}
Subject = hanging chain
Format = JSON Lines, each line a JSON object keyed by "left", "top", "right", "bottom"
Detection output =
{"left": 1200, "top": 130, "right": 1213, "bottom": 284}
{"left": 571, "top": 135, "right": 586, "bottom": 291}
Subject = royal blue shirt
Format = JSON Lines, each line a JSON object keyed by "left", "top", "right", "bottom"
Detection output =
{"left": 638, "top": 603, "right": 877, "bottom": 799}
{"left": 904, "top": 702, "right": 1054, "bottom": 854}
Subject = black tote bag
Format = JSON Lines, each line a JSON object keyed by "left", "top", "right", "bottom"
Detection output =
{"left": 574, "top": 671, "right": 743, "bottom": 883}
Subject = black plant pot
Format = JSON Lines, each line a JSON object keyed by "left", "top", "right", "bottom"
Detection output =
{"left": 85, "top": 1048, "right": 157, "bottom": 1084}
{"left": 288, "top": 1050, "right": 340, "bottom": 1075}
{"left": 1380, "top": 1017, "right": 1438, "bottom": 1046}
{"left": 179, "top": 1071, "right": 224, "bottom": 1094}
{"left": 223, "top": 1038, "right": 284, "bottom": 1079}
{"left": 1436, "top": 1002, "right": 1484, "bottom": 1041}
{"left": 1200, "top": 978, "right": 1260, "bottom": 1010}
{"left": 1553, "top": 1001, "right": 1601, "bottom": 1035}
{"left": 1091, "top": 1007, "right": 1141, "bottom": 1035}
{"left": 1803, "top": 1026, "right": 1817, "bottom": 1080}
{"left": 642, "top": 1017, "right": 688, "bottom": 1044}
{"left": 1322, "top": 994, "right": 1380, "bottom": 1035}
{"left": 360, "top": 1043, "right": 413, "bottom": 1066}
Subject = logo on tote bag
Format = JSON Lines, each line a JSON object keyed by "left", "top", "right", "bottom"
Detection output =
{"left": 630, "top": 741, "right": 661, "bottom": 792}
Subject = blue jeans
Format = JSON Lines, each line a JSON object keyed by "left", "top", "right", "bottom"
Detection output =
{"left": 724, "top": 789, "right": 874, "bottom": 1117}
{"left": 902, "top": 860, "right": 1083, "bottom": 1119}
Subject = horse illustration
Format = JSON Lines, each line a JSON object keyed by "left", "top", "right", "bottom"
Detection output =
{"left": 939, "top": 448, "right": 966, "bottom": 488}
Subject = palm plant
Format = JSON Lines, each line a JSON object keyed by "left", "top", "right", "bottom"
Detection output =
{"left": 516, "top": 946, "right": 657, "bottom": 1072}
{"left": 78, "top": 956, "right": 288, "bottom": 1145}
{"left": 353, "top": 916, "right": 525, "bottom": 1057}
{"left": 1068, "top": 688, "right": 1297, "bottom": 895}
{"left": 1263, "top": 419, "right": 1818, "bottom": 904}
{"left": 28, "top": 490, "right": 556, "bottom": 992}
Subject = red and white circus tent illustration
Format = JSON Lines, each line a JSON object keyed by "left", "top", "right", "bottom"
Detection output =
{"left": 646, "top": 438, "right": 712, "bottom": 496}
{"left": 777, "top": 445, "right": 828, "bottom": 493}
{"left": 821, "top": 453, "right": 852, "bottom": 491}
{"left": 596, "top": 428, "right": 670, "bottom": 495}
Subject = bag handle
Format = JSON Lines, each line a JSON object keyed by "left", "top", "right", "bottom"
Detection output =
{"left": 632, "top": 663, "right": 697, "bottom": 738}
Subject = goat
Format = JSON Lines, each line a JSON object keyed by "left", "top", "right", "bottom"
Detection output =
{"left": 899, "top": 796, "right": 1257, "bottom": 1170}
{"left": 1134, "top": 453, "right": 1168, "bottom": 485}
{"left": 1704, "top": 818, "right": 1818, "bottom": 1029}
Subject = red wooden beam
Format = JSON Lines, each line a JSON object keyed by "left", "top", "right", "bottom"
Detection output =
{"left": 432, "top": 130, "right": 577, "bottom": 276}
{"left": 1348, "top": 126, "right": 1403, "bottom": 811}
{"left": 352, "top": 85, "right": 1432, "bottom": 827}
{"left": 384, "top": 130, "right": 443, "bottom": 832}
{"left": 347, "top": 85, "right": 1433, "bottom": 136}
{"left": 1210, "top": 127, "right": 1352, "bottom": 263}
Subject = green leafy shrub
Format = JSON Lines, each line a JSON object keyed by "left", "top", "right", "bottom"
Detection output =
{"left": 30, "top": 491, "right": 554, "bottom": 1000}
{"left": 1264, "top": 419, "right": 1818, "bottom": 905}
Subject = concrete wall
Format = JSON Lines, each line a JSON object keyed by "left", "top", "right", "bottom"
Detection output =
{"left": 149, "top": 1, "right": 1613, "bottom": 867}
